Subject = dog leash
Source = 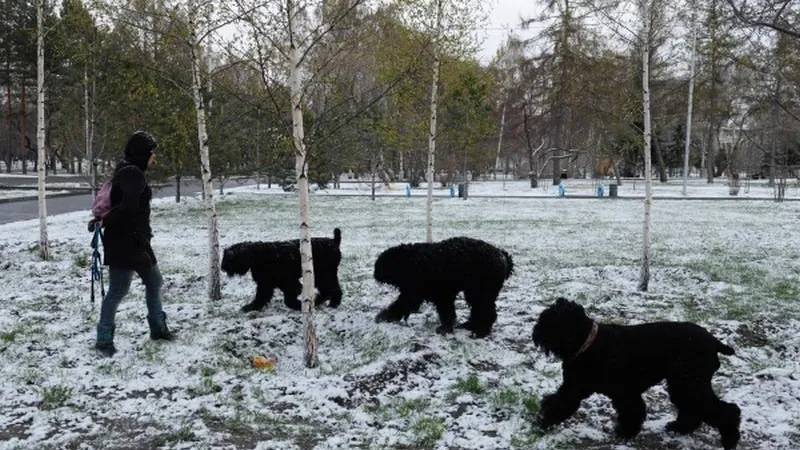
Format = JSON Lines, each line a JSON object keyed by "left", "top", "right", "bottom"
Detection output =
{"left": 91, "top": 223, "right": 105, "bottom": 305}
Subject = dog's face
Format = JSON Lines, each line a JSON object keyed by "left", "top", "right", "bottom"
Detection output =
{"left": 373, "top": 245, "right": 410, "bottom": 286}
{"left": 221, "top": 243, "right": 253, "bottom": 276}
{"left": 532, "top": 298, "right": 592, "bottom": 360}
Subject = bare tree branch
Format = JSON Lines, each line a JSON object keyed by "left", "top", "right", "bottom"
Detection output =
{"left": 724, "top": 0, "right": 800, "bottom": 39}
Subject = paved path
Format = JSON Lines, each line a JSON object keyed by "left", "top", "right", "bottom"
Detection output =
{"left": 0, "top": 177, "right": 213, "bottom": 225}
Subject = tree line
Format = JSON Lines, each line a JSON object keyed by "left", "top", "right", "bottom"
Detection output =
{"left": 1, "top": 0, "right": 797, "bottom": 188}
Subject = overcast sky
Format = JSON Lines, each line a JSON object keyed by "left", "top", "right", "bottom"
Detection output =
{"left": 478, "top": 0, "right": 545, "bottom": 62}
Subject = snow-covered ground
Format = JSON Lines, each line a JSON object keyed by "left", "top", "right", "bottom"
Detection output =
{"left": 0, "top": 184, "right": 798, "bottom": 450}
{"left": 297, "top": 177, "right": 800, "bottom": 200}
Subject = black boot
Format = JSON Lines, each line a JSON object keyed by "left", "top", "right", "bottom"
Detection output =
{"left": 95, "top": 324, "right": 117, "bottom": 357}
{"left": 147, "top": 311, "right": 175, "bottom": 341}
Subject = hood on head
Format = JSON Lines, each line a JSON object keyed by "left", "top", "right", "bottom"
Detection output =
{"left": 124, "top": 130, "right": 157, "bottom": 170}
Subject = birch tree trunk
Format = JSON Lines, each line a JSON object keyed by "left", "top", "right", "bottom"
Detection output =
{"left": 425, "top": 0, "right": 442, "bottom": 244}
{"left": 289, "top": 13, "right": 318, "bottom": 368}
{"left": 84, "top": 67, "right": 97, "bottom": 198}
{"left": 638, "top": 0, "right": 652, "bottom": 292}
{"left": 189, "top": 19, "right": 221, "bottom": 301}
{"left": 425, "top": 51, "right": 440, "bottom": 243}
{"left": 36, "top": 0, "right": 49, "bottom": 261}
{"left": 494, "top": 103, "right": 506, "bottom": 180}
{"left": 682, "top": 6, "right": 697, "bottom": 196}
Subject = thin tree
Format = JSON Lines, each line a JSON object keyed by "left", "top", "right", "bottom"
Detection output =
{"left": 233, "top": 0, "right": 366, "bottom": 368}
{"left": 682, "top": 3, "right": 697, "bottom": 196}
{"left": 395, "top": 0, "right": 487, "bottom": 241}
{"left": 187, "top": 1, "right": 222, "bottom": 301}
{"left": 425, "top": 0, "right": 442, "bottom": 243}
{"left": 638, "top": 0, "right": 653, "bottom": 291}
{"left": 36, "top": 0, "right": 49, "bottom": 261}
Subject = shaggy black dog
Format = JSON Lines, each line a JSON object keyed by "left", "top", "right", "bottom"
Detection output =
{"left": 531, "top": 298, "right": 741, "bottom": 450}
{"left": 221, "top": 228, "right": 342, "bottom": 311}
{"left": 374, "top": 236, "right": 513, "bottom": 338}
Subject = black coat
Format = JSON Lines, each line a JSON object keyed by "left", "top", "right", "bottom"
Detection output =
{"left": 100, "top": 160, "right": 157, "bottom": 270}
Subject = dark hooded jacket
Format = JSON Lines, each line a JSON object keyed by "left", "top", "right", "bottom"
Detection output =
{"left": 99, "top": 131, "right": 158, "bottom": 270}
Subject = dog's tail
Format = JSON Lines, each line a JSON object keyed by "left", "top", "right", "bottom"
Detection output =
{"left": 716, "top": 340, "right": 735, "bottom": 355}
{"left": 333, "top": 228, "right": 342, "bottom": 247}
{"left": 502, "top": 249, "right": 514, "bottom": 279}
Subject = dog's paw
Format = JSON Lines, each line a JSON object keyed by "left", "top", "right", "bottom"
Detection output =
{"left": 665, "top": 419, "right": 700, "bottom": 434}
{"left": 375, "top": 309, "right": 397, "bottom": 323}
{"left": 285, "top": 301, "right": 302, "bottom": 311}
{"left": 470, "top": 329, "right": 491, "bottom": 339}
{"left": 614, "top": 423, "right": 642, "bottom": 440}
{"left": 457, "top": 321, "right": 473, "bottom": 330}
{"left": 241, "top": 303, "right": 263, "bottom": 313}
{"left": 435, "top": 325, "right": 454, "bottom": 335}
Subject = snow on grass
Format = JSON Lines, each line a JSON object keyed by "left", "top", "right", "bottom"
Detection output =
{"left": 1, "top": 184, "right": 799, "bottom": 450}
{"left": 306, "top": 177, "right": 800, "bottom": 200}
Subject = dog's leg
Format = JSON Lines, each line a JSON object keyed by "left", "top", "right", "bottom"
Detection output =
{"left": 695, "top": 384, "right": 741, "bottom": 450}
{"left": 327, "top": 276, "right": 343, "bottom": 308}
{"left": 665, "top": 378, "right": 703, "bottom": 434}
{"left": 462, "top": 288, "right": 500, "bottom": 338}
{"left": 539, "top": 384, "right": 586, "bottom": 428}
{"left": 611, "top": 394, "right": 646, "bottom": 439}
{"left": 433, "top": 295, "right": 457, "bottom": 335}
{"left": 280, "top": 281, "right": 302, "bottom": 311}
{"left": 376, "top": 291, "right": 421, "bottom": 323}
{"left": 242, "top": 283, "right": 275, "bottom": 312}
{"left": 316, "top": 274, "right": 343, "bottom": 308}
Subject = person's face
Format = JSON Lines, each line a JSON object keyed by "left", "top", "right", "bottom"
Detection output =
{"left": 147, "top": 152, "right": 156, "bottom": 168}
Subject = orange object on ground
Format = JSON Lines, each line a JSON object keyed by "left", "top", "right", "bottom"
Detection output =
{"left": 251, "top": 356, "right": 277, "bottom": 369}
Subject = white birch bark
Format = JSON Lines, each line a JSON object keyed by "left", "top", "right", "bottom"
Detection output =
{"left": 288, "top": 3, "right": 318, "bottom": 368}
{"left": 85, "top": 67, "right": 98, "bottom": 197}
{"left": 638, "top": 0, "right": 652, "bottom": 292}
{"left": 682, "top": 6, "right": 697, "bottom": 196}
{"left": 189, "top": 14, "right": 221, "bottom": 300}
{"left": 85, "top": 68, "right": 92, "bottom": 193}
{"left": 425, "top": 0, "right": 443, "bottom": 244}
{"left": 36, "top": 0, "right": 49, "bottom": 261}
{"left": 494, "top": 102, "right": 506, "bottom": 179}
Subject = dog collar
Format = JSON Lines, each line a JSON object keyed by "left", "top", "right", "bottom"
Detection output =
{"left": 573, "top": 321, "right": 598, "bottom": 359}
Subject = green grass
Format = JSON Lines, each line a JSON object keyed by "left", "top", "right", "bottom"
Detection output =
{"left": 40, "top": 385, "right": 72, "bottom": 410}
{"left": 16, "top": 368, "right": 44, "bottom": 386}
{"left": 411, "top": 416, "right": 445, "bottom": 447}
{"left": 73, "top": 253, "right": 89, "bottom": 269}
{"left": 396, "top": 398, "right": 429, "bottom": 418}
{"left": 491, "top": 387, "right": 521, "bottom": 409}
{"left": 189, "top": 375, "right": 223, "bottom": 397}
{"left": 522, "top": 394, "right": 542, "bottom": 416}
{"left": 1, "top": 330, "right": 17, "bottom": 343}
{"left": 151, "top": 425, "right": 197, "bottom": 447}
{"left": 770, "top": 280, "right": 800, "bottom": 301}
{"left": 452, "top": 374, "right": 486, "bottom": 395}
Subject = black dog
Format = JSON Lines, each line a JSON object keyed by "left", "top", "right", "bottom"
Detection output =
{"left": 221, "top": 228, "right": 342, "bottom": 311}
{"left": 374, "top": 236, "right": 513, "bottom": 338}
{"left": 531, "top": 298, "right": 741, "bottom": 450}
